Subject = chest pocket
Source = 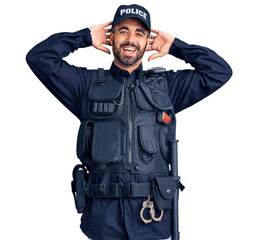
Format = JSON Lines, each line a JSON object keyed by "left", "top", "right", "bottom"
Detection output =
{"left": 88, "top": 80, "right": 124, "bottom": 119}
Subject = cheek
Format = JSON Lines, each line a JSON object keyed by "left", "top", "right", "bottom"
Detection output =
{"left": 140, "top": 40, "right": 149, "bottom": 51}
{"left": 112, "top": 36, "right": 122, "bottom": 48}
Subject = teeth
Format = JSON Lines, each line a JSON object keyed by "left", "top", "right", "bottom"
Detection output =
{"left": 123, "top": 47, "right": 136, "bottom": 52}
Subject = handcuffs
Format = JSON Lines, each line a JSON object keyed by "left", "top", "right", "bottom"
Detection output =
{"left": 140, "top": 196, "right": 164, "bottom": 224}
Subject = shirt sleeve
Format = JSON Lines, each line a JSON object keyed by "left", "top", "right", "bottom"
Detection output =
{"left": 166, "top": 38, "right": 233, "bottom": 114}
{"left": 26, "top": 28, "right": 92, "bottom": 118}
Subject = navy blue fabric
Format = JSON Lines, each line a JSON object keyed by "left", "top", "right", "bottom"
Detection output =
{"left": 26, "top": 28, "right": 232, "bottom": 240}
{"left": 26, "top": 28, "right": 232, "bottom": 119}
{"left": 81, "top": 172, "right": 172, "bottom": 240}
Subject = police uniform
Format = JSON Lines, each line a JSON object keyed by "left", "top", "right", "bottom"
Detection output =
{"left": 26, "top": 4, "right": 232, "bottom": 240}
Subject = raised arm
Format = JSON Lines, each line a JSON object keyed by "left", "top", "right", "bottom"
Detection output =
{"left": 26, "top": 22, "right": 112, "bottom": 118}
{"left": 147, "top": 29, "right": 232, "bottom": 113}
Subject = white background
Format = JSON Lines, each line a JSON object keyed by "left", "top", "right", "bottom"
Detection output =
{"left": 1, "top": 0, "right": 258, "bottom": 239}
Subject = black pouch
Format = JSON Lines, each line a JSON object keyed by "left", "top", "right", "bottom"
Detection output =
{"left": 92, "top": 122, "right": 121, "bottom": 163}
{"left": 76, "top": 121, "right": 94, "bottom": 164}
{"left": 88, "top": 80, "right": 124, "bottom": 119}
{"left": 152, "top": 176, "right": 176, "bottom": 210}
{"left": 138, "top": 125, "right": 158, "bottom": 163}
{"left": 71, "top": 165, "right": 88, "bottom": 213}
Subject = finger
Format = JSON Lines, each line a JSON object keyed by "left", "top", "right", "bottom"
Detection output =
{"left": 97, "top": 45, "right": 111, "bottom": 54}
{"left": 148, "top": 52, "right": 164, "bottom": 61}
{"left": 105, "top": 40, "right": 112, "bottom": 46}
{"left": 151, "top": 28, "right": 159, "bottom": 34}
{"left": 104, "top": 38, "right": 111, "bottom": 45}
{"left": 146, "top": 43, "right": 154, "bottom": 51}
{"left": 150, "top": 35, "right": 156, "bottom": 39}
{"left": 103, "top": 21, "right": 113, "bottom": 27}
{"left": 106, "top": 37, "right": 111, "bottom": 44}
{"left": 105, "top": 28, "right": 111, "bottom": 33}
{"left": 146, "top": 39, "right": 155, "bottom": 49}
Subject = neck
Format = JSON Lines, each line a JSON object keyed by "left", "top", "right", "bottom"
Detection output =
{"left": 113, "top": 58, "right": 142, "bottom": 75}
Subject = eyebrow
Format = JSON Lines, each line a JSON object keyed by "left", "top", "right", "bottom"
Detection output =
{"left": 118, "top": 26, "right": 146, "bottom": 35}
{"left": 118, "top": 26, "right": 129, "bottom": 31}
{"left": 136, "top": 28, "right": 146, "bottom": 35}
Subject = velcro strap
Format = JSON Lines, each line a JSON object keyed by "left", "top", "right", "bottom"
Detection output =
{"left": 97, "top": 68, "right": 105, "bottom": 85}
{"left": 88, "top": 182, "right": 151, "bottom": 198}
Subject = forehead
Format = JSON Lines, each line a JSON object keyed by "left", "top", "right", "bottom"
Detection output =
{"left": 115, "top": 18, "right": 147, "bottom": 31}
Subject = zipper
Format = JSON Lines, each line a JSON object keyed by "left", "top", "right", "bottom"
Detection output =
{"left": 127, "top": 82, "right": 135, "bottom": 165}
{"left": 128, "top": 110, "right": 132, "bottom": 164}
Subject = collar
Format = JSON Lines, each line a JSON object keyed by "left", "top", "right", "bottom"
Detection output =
{"left": 110, "top": 62, "right": 143, "bottom": 80}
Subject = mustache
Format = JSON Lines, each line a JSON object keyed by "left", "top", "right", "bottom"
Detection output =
{"left": 120, "top": 42, "right": 140, "bottom": 51}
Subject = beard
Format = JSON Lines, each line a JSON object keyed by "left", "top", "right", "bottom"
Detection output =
{"left": 112, "top": 41, "right": 147, "bottom": 66}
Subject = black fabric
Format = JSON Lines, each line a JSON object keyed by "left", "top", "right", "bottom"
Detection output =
{"left": 92, "top": 122, "right": 121, "bottom": 163}
{"left": 99, "top": 169, "right": 112, "bottom": 196}
{"left": 80, "top": 68, "right": 173, "bottom": 175}
{"left": 112, "top": 4, "right": 151, "bottom": 32}
{"left": 97, "top": 68, "right": 105, "bottom": 85}
{"left": 80, "top": 172, "right": 172, "bottom": 240}
{"left": 76, "top": 121, "right": 93, "bottom": 161}
{"left": 139, "top": 80, "right": 173, "bottom": 111}
{"left": 89, "top": 73, "right": 122, "bottom": 101}
{"left": 71, "top": 165, "right": 88, "bottom": 213}
{"left": 87, "top": 182, "right": 151, "bottom": 198}
{"left": 139, "top": 125, "right": 158, "bottom": 154}
{"left": 153, "top": 176, "right": 176, "bottom": 211}
{"left": 88, "top": 76, "right": 124, "bottom": 119}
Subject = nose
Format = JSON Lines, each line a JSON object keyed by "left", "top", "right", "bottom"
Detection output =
{"left": 126, "top": 31, "right": 137, "bottom": 43}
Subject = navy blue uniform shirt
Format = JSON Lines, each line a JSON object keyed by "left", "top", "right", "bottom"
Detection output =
{"left": 26, "top": 28, "right": 232, "bottom": 240}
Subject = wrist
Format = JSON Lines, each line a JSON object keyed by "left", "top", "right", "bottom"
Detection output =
{"left": 74, "top": 28, "right": 92, "bottom": 46}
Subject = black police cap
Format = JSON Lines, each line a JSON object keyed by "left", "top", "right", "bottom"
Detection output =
{"left": 112, "top": 4, "right": 151, "bottom": 32}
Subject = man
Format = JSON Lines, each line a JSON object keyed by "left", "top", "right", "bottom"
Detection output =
{"left": 26, "top": 4, "right": 232, "bottom": 240}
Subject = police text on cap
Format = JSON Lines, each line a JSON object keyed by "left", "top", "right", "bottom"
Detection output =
{"left": 120, "top": 8, "right": 147, "bottom": 20}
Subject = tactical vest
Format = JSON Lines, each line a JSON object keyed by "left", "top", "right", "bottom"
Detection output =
{"left": 72, "top": 68, "right": 184, "bottom": 214}
{"left": 78, "top": 67, "right": 174, "bottom": 167}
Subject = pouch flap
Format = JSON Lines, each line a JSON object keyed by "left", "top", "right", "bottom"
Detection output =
{"left": 134, "top": 88, "right": 153, "bottom": 111}
{"left": 139, "top": 125, "right": 158, "bottom": 154}
{"left": 139, "top": 81, "right": 173, "bottom": 111}
{"left": 88, "top": 81, "right": 123, "bottom": 101}
{"left": 155, "top": 176, "right": 176, "bottom": 200}
{"left": 92, "top": 122, "right": 120, "bottom": 163}
{"left": 153, "top": 90, "right": 172, "bottom": 109}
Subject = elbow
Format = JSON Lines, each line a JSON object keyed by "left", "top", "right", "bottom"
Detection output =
{"left": 220, "top": 61, "right": 233, "bottom": 83}
{"left": 26, "top": 48, "right": 39, "bottom": 69}
{"left": 225, "top": 64, "right": 233, "bottom": 81}
{"left": 26, "top": 49, "right": 33, "bottom": 67}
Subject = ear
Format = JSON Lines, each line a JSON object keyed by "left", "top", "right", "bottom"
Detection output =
{"left": 110, "top": 31, "right": 114, "bottom": 45}
{"left": 145, "top": 36, "right": 150, "bottom": 51}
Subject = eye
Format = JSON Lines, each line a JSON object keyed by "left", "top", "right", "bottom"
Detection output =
{"left": 120, "top": 30, "right": 128, "bottom": 35}
{"left": 136, "top": 32, "right": 144, "bottom": 37}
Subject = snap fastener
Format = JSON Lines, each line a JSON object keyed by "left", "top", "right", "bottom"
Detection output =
{"left": 167, "top": 189, "right": 171, "bottom": 194}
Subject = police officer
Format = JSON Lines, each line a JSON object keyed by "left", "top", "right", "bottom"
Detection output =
{"left": 26, "top": 4, "right": 232, "bottom": 240}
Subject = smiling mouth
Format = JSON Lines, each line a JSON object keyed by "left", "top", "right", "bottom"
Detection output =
{"left": 123, "top": 47, "right": 137, "bottom": 54}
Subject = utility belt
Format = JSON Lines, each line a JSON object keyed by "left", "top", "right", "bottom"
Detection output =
{"left": 71, "top": 164, "right": 185, "bottom": 221}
